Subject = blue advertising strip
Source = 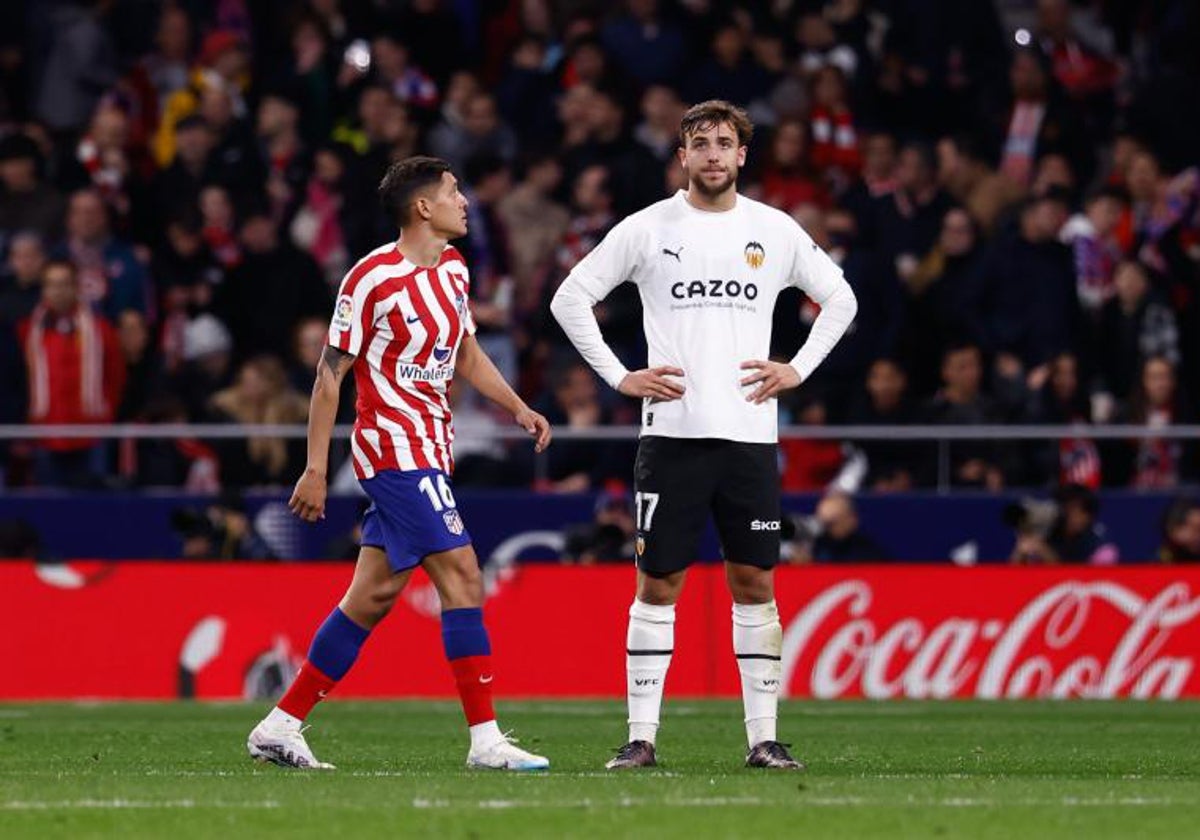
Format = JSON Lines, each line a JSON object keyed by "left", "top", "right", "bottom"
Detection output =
{"left": 0, "top": 491, "right": 1184, "bottom": 563}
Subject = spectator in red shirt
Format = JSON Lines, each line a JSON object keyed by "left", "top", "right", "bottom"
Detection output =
{"left": 758, "top": 119, "right": 828, "bottom": 212}
{"left": 18, "top": 260, "right": 125, "bottom": 487}
{"left": 780, "top": 391, "right": 845, "bottom": 492}
{"left": 1035, "top": 0, "right": 1118, "bottom": 132}
{"left": 808, "top": 65, "right": 861, "bottom": 188}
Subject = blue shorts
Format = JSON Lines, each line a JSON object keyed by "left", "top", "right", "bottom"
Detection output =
{"left": 359, "top": 469, "right": 472, "bottom": 573}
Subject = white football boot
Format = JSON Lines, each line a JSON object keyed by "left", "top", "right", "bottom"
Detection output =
{"left": 247, "top": 720, "right": 335, "bottom": 769}
{"left": 466, "top": 734, "right": 550, "bottom": 771}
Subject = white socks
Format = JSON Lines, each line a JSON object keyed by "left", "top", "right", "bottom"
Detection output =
{"left": 623, "top": 599, "right": 781, "bottom": 749}
{"left": 733, "top": 601, "right": 783, "bottom": 747}
{"left": 469, "top": 720, "right": 504, "bottom": 752}
{"left": 625, "top": 599, "right": 675, "bottom": 745}
{"left": 264, "top": 707, "right": 302, "bottom": 730}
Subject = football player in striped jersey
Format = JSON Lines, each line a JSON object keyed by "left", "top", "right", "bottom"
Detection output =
{"left": 248, "top": 156, "right": 551, "bottom": 771}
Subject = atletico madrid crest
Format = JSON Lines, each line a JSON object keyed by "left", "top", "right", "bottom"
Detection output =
{"left": 443, "top": 510, "right": 465, "bottom": 535}
{"left": 744, "top": 241, "right": 765, "bottom": 269}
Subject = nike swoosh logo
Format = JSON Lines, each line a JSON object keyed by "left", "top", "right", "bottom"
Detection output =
{"left": 405, "top": 315, "right": 420, "bottom": 324}
{"left": 479, "top": 674, "right": 494, "bottom": 684}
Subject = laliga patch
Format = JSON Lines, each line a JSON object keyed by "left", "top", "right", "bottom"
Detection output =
{"left": 443, "top": 509, "right": 465, "bottom": 535}
{"left": 331, "top": 295, "right": 354, "bottom": 332}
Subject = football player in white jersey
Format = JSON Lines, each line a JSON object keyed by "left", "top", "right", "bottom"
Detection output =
{"left": 552, "top": 100, "right": 857, "bottom": 770}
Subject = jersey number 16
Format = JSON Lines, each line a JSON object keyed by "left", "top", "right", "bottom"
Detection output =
{"left": 418, "top": 474, "right": 457, "bottom": 511}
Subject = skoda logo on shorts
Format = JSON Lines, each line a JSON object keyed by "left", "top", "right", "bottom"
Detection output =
{"left": 443, "top": 510, "right": 464, "bottom": 535}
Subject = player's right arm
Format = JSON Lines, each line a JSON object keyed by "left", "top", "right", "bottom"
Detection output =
{"left": 550, "top": 219, "right": 685, "bottom": 402}
{"left": 290, "top": 345, "right": 355, "bottom": 522}
{"left": 291, "top": 261, "right": 378, "bottom": 522}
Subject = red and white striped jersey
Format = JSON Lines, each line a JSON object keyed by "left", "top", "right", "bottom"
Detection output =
{"left": 328, "top": 241, "right": 476, "bottom": 478}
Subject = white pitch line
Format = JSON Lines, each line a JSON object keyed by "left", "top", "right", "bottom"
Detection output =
{"left": 411, "top": 796, "right": 771, "bottom": 810}
{"left": 408, "top": 796, "right": 1187, "bottom": 810}
{"left": 3, "top": 795, "right": 1186, "bottom": 812}
{"left": 0, "top": 769, "right": 684, "bottom": 780}
{"left": 0, "top": 799, "right": 281, "bottom": 811}
{"left": 871, "top": 773, "right": 973, "bottom": 780}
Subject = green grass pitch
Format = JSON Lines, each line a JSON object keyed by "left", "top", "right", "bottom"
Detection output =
{"left": 1, "top": 700, "right": 1198, "bottom": 838}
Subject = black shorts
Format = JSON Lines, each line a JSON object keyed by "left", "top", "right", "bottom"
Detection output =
{"left": 633, "top": 436, "right": 781, "bottom": 577}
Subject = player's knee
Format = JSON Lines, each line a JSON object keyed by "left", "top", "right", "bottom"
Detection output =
{"left": 341, "top": 599, "right": 384, "bottom": 628}
{"left": 428, "top": 553, "right": 483, "bottom": 607}
{"left": 367, "top": 589, "right": 400, "bottom": 621}
{"left": 727, "top": 564, "right": 773, "bottom": 603}
{"left": 447, "top": 566, "right": 484, "bottom": 606}
{"left": 344, "top": 579, "right": 402, "bottom": 626}
{"left": 636, "top": 572, "right": 683, "bottom": 606}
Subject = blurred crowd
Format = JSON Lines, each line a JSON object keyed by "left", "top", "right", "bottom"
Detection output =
{"left": 0, "top": 0, "right": 1197, "bottom": 494}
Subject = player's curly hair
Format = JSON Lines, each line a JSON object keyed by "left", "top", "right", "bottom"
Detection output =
{"left": 679, "top": 100, "right": 753, "bottom": 147}
{"left": 378, "top": 155, "right": 451, "bottom": 226}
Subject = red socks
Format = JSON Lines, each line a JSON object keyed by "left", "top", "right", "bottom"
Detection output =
{"left": 277, "top": 661, "right": 337, "bottom": 721}
{"left": 449, "top": 654, "right": 496, "bottom": 726}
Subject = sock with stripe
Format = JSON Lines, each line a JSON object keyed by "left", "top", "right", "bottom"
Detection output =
{"left": 442, "top": 607, "right": 503, "bottom": 751}
{"left": 626, "top": 599, "right": 675, "bottom": 745}
{"left": 275, "top": 607, "right": 370, "bottom": 723}
{"left": 733, "top": 600, "right": 783, "bottom": 747}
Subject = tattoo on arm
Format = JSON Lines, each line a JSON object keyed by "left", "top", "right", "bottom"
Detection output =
{"left": 320, "top": 345, "right": 355, "bottom": 379}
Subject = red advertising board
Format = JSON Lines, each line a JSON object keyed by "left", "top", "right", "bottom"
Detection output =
{"left": 3, "top": 563, "right": 1199, "bottom": 700}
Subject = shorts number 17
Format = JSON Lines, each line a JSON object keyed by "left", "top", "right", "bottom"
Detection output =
{"left": 635, "top": 491, "right": 659, "bottom": 531}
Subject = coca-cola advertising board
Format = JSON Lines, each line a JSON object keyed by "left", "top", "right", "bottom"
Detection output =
{"left": 3, "top": 563, "right": 1198, "bottom": 700}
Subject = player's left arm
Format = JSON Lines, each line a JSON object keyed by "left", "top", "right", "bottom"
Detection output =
{"left": 455, "top": 335, "right": 551, "bottom": 452}
{"left": 742, "top": 230, "right": 858, "bottom": 405}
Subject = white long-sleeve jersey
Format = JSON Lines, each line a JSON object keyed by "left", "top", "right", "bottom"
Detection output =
{"left": 551, "top": 190, "right": 857, "bottom": 443}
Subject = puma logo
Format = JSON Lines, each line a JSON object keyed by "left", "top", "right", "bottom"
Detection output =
{"left": 479, "top": 674, "right": 494, "bottom": 684}
{"left": 662, "top": 246, "right": 683, "bottom": 262}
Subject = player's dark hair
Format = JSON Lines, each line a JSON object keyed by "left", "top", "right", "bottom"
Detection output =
{"left": 378, "top": 156, "right": 451, "bottom": 226}
{"left": 679, "top": 99, "right": 753, "bottom": 147}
